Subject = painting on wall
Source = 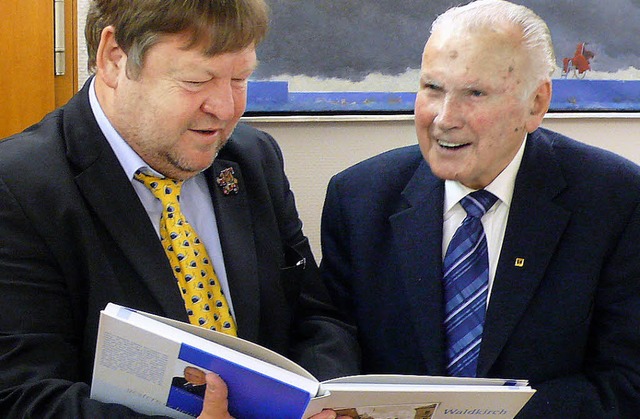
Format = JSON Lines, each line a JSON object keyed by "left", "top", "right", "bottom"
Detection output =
{"left": 246, "top": 0, "right": 640, "bottom": 115}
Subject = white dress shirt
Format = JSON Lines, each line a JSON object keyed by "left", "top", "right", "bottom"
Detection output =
{"left": 442, "top": 137, "right": 527, "bottom": 303}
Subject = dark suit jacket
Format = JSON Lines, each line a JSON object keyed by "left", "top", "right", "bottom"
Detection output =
{"left": 0, "top": 81, "right": 352, "bottom": 417}
{"left": 320, "top": 128, "right": 640, "bottom": 418}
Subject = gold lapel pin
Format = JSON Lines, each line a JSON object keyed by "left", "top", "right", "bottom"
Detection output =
{"left": 216, "top": 167, "right": 239, "bottom": 196}
{"left": 515, "top": 258, "right": 525, "bottom": 268}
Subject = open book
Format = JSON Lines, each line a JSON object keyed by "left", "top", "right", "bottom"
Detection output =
{"left": 91, "top": 303, "right": 535, "bottom": 419}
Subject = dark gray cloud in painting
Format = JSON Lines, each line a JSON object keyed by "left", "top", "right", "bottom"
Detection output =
{"left": 253, "top": 0, "right": 640, "bottom": 80}
{"left": 527, "top": 0, "right": 640, "bottom": 73}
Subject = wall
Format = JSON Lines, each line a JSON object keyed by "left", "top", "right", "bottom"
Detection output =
{"left": 246, "top": 114, "right": 640, "bottom": 259}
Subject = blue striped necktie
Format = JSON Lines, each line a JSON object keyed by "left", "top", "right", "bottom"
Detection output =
{"left": 443, "top": 189, "right": 498, "bottom": 377}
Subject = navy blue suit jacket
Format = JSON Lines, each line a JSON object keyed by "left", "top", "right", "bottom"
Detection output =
{"left": 320, "top": 128, "right": 640, "bottom": 418}
{"left": 0, "top": 80, "right": 352, "bottom": 417}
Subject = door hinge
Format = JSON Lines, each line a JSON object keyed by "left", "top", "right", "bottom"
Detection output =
{"left": 54, "top": 0, "right": 65, "bottom": 75}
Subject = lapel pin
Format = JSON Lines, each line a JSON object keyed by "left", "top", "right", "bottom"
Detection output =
{"left": 515, "top": 258, "right": 525, "bottom": 268}
{"left": 216, "top": 167, "right": 239, "bottom": 196}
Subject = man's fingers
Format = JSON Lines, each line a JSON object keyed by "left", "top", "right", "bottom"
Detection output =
{"left": 308, "top": 409, "right": 357, "bottom": 419}
{"left": 307, "top": 410, "right": 336, "bottom": 419}
{"left": 198, "top": 373, "right": 233, "bottom": 419}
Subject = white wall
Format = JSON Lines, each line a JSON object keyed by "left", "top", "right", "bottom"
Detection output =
{"left": 246, "top": 114, "right": 640, "bottom": 259}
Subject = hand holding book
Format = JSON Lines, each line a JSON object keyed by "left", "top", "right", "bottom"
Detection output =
{"left": 196, "top": 373, "right": 232, "bottom": 419}
{"left": 196, "top": 372, "right": 348, "bottom": 419}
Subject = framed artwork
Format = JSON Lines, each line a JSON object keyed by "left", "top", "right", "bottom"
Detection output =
{"left": 246, "top": 0, "right": 640, "bottom": 115}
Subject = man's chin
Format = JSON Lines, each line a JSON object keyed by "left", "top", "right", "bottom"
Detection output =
{"left": 165, "top": 156, "right": 216, "bottom": 179}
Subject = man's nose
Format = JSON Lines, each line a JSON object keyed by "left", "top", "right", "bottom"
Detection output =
{"left": 201, "top": 82, "right": 235, "bottom": 121}
{"left": 433, "top": 95, "right": 463, "bottom": 130}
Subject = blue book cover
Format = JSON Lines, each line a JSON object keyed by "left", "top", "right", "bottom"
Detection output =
{"left": 167, "top": 343, "right": 312, "bottom": 418}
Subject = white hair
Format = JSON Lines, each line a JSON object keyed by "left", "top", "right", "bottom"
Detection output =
{"left": 431, "top": 0, "right": 556, "bottom": 94}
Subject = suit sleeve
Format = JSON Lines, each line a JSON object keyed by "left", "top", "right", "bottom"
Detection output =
{"left": 303, "top": 174, "right": 363, "bottom": 380}
{"left": 254, "top": 131, "right": 361, "bottom": 381}
{"left": 518, "top": 201, "right": 640, "bottom": 419}
{"left": 0, "top": 177, "right": 163, "bottom": 418}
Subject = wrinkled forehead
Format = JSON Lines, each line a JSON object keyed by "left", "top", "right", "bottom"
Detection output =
{"left": 425, "top": 22, "right": 521, "bottom": 52}
{"left": 421, "top": 25, "right": 525, "bottom": 70}
{"left": 420, "top": 25, "right": 533, "bottom": 96}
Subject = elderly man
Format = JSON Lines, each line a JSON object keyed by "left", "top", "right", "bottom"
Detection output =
{"left": 319, "top": 1, "right": 640, "bottom": 417}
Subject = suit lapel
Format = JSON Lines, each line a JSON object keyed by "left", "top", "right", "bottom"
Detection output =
{"left": 390, "top": 161, "right": 448, "bottom": 375}
{"left": 65, "top": 81, "right": 187, "bottom": 322}
{"left": 206, "top": 158, "right": 260, "bottom": 342}
{"left": 477, "top": 133, "right": 570, "bottom": 376}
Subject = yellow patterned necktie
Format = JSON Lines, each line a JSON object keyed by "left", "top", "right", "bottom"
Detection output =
{"left": 134, "top": 171, "right": 237, "bottom": 336}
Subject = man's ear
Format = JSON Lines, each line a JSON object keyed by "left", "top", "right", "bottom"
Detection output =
{"left": 524, "top": 80, "right": 552, "bottom": 133}
{"left": 95, "top": 25, "right": 127, "bottom": 88}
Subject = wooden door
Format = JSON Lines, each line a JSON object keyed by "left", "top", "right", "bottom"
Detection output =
{"left": 0, "top": 0, "right": 77, "bottom": 139}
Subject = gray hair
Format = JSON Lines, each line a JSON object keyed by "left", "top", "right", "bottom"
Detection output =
{"left": 431, "top": 0, "right": 555, "bottom": 94}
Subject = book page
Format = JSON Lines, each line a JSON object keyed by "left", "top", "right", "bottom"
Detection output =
{"left": 140, "top": 308, "right": 317, "bottom": 381}
{"left": 322, "top": 375, "right": 528, "bottom": 387}
{"left": 333, "top": 403, "right": 439, "bottom": 419}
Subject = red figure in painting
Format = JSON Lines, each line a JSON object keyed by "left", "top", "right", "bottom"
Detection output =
{"left": 562, "top": 42, "right": 595, "bottom": 79}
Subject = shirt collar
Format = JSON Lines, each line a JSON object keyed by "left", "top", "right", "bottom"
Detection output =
{"left": 444, "top": 135, "right": 528, "bottom": 214}
{"left": 88, "top": 77, "right": 151, "bottom": 180}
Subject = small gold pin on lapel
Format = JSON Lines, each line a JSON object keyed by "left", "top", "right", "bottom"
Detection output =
{"left": 515, "top": 258, "right": 525, "bottom": 268}
{"left": 216, "top": 167, "right": 239, "bottom": 196}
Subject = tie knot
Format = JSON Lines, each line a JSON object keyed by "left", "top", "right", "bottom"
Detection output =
{"left": 460, "top": 190, "right": 497, "bottom": 218}
{"left": 134, "top": 170, "right": 184, "bottom": 204}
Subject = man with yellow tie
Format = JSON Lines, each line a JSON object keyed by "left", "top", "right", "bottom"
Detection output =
{"left": 0, "top": 0, "right": 352, "bottom": 417}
